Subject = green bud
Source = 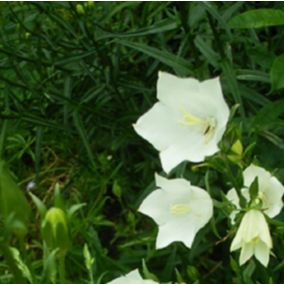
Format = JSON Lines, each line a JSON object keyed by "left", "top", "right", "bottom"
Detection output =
{"left": 86, "top": 1, "right": 95, "bottom": 7}
{"left": 231, "top": 140, "right": 243, "bottom": 156}
{"left": 112, "top": 180, "right": 122, "bottom": 199}
{"left": 76, "top": 4, "right": 85, "bottom": 15}
{"left": 42, "top": 207, "right": 70, "bottom": 254}
{"left": 187, "top": 265, "right": 199, "bottom": 281}
{"left": 83, "top": 244, "right": 94, "bottom": 271}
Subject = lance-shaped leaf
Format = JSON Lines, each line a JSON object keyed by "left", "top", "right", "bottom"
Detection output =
{"left": 0, "top": 160, "right": 30, "bottom": 237}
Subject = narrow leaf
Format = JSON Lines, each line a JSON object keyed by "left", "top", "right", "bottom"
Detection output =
{"left": 249, "top": 177, "right": 259, "bottom": 201}
{"left": 114, "top": 39, "right": 192, "bottom": 75}
{"left": 270, "top": 54, "right": 284, "bottom": 91}
{"left": 0, "top": 160, "right": 30, "bottom": 237}
{"left": 229, "top": 9, "right": 284, "bottom": 29}
{"left": 253, "top": 98, "right": 284, "bottom": 127}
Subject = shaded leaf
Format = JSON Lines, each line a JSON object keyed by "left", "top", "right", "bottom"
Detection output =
{"left": 253, "top": 98, "right": 284, "bottom": 127}
{"left": 0, "top": 160, "right": 30, "bottom": 237}
{"left": 114, "top": 39, "right": 192, "bottom": 75}
{"left": 270, "top": 54, "right": 284, "bottom": 91}
{"left": 229, "top": 9, "right": 284, "bottom": 29}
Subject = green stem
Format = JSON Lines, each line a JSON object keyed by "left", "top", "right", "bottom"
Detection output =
{"left": 59, "top": 255, "right": 66, "bottom": 284}
{"left": 0, "top": 119, "right": 8, "bottom": 160}
{"left": 89, "top": 269, "right": 94, "bottom": 284}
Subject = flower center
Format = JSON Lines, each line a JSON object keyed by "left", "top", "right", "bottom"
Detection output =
{"left": 248, "top": 236, "right": 260, "bottom": 245}
{"left": 170, "top": 203, "right": 190, "bottom": 216}
{"left": 254, "top": 191, "right": 266, "bottom": 207}
{"left": 203, "top": 117, "right": 216, "bottom": 143}
{"left": 179, "top": 109, "right": 216, "bottom": 143}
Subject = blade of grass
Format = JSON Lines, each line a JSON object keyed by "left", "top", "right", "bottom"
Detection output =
{"left": 73, "top": 110, "right": 96, "bottom": 170}
{"left": 114, "top": 39, "right": 192, "bottom": 76}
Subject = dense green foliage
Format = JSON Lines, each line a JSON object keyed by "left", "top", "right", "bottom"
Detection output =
{"left": 1, "top": 2, "right": 284, "bottom": 283}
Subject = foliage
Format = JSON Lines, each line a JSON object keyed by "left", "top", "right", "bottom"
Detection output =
{"left": 1, "top": 1, "right": 284, "bottom": 283}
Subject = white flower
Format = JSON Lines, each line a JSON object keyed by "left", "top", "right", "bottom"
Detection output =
{"left": 227, "top": 164, "right": 284, "bottom": 222}
{"left": 138, "top": 174, "right": 213, "bottom": 249}
{"left": 106, "top": 269, "right": 158, "bottom": 284}
{"left": 133, "top": 71, "right": 229, "bottom": 173}
{"left": 230, "top": 209, "right": 272, "bottom": 267}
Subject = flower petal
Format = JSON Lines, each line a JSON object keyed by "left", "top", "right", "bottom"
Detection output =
{"left": 239, "top": 243, "right": 254, "bottom": 265}
{"left": 160, "top": 132, "right": 219, "bottom": 173}
{"left": 157, "top": 71, "right": 200, "bottom": 112}
{"left": 199, "top": 77, "right": 230, "bottom": 127}
{"left": 138, "top": 189, "right": 171, "bottom": 226}
{"left": 156, "top": 216, "right": 197, "bottom": 249}
{"left": 231, "top": 210, "right": 273, "bottom": 267}
{"left": 155, "top": 173, "right": 191, "bottom": 193}
{"left": 226, "top": 188, "right": 240, "bottom": 224}
{"left": 188, "top": 185, "right": 213, "bottom": 227}
{"left": 243, "top": 164, "right": 268, "bottom": 187}
{"left": 241, "top": 210, "right": 261, "bottom": 243}
{"left": 107, "top": 269, "right": 158, "bottom": 284}
{"left": 139, "top": 175, "right": 214, "bottom": 250}
{"left": 254, "top": 241, "right": 270, "bottom": 267}
{"left": 134, "top": 72, "right": 229, "bottom": 172}
{"left": 256, "top": 215, "right": 272, "bottom": 248}
{"left": 262, "top": 176, "right": 284, "bottom": 218}
{"left": 157, "top": 72, "right": 229, "bottom": 118}
{"left": 133, "top": 102, "right": 187, "bottom": 151}
{"left": 243, "top": 164, "right": 284, "bottom": 218}
{"left": 230, "top": 229, "right": 242, "bottom": 252}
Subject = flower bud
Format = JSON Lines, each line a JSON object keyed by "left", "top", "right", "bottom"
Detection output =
{"left": 42, "top": 207, "right": 70, "bottom": 255}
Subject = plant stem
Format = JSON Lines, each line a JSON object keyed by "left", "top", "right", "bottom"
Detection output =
{"left": 59, "top": 255, "right": 66, "bottom": 284}
{"left": 89, "top": 269, "right": 94, "bottom": 284}
{"left": 0, "top": 119, "right": 7, "bottom": 160}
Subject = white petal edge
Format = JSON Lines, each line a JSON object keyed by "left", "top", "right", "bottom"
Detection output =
{"left": 160, "top": 132, "right": 219, "bottom": 173}
{"left": 239, "top": 243, "right": 254, "bottom": 265}
{"left": 156, "top": 217, "right": 197, "bottom": 249}
{"left": 138, "top": 189, "right": 171, "bottom": 225}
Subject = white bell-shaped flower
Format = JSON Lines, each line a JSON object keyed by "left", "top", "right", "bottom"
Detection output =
{"left": 133, "top": 71, "right": 229, "bottom": 173}
{"left": 230, "top": 209, "right": 272, "bottom": 267}
{"left": 227, "top": 164, "right": 284, "bottom": 222}
{"left": 138, "top": 174, "right": 213, "bottom": 249}
{"left": 106, "top": 269, "right": 158, "bottom": 284}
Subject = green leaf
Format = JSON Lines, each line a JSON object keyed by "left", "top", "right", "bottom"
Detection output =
{"left": 0, "top": 160, "right": 30, "bottom": 237}
{"left": 97, "top": 18, "right": 180, "bottom": 39}
{"left": 142, "top": 259, "right": 159, "bottom": 282}
{"left": 243, "top": 260, "right": 256, "bottom": 283}
{"left": 229, "top": 9, "right": 284, "bottom": 29}
{"left": 29, "top": 192, "right": 47, "bottom": 219}
{"left": 253, "top": 98, "right": 284, "bottom": 128}
{"left": 194, "top": 35, "right": 220, "bottom": 68}
{"left": 41, "top": 248, "right": 59, "bottom": 284}
{"left": 202, "top": 2, "right": 232, "bottom": 37}
{"left": 175, "top": 268, "right": 186, "bottom": 284}
{"left": 112, "top": 180, "right": 122, "bottom": 199}
{"left": 73, "top": 110, "right": 96, "bottom": 169}
{"left": 249, "top": 177, "right": 259, "bottom": 202}
{"left": 270, "top": 54, "right": 284, "bottom": 91}
{"left": 186, "top": 265, "right": 200, "bottom": 281}
{"left": 67, "top": 203, "right": 86, "bottom": 218}
{"left": 236, "top": 69, "right": 270, "bottom": 83}
{"left": 9, "top": 247, "right": 34, "bottom": 284}
{"left": 114, "top": 39, "right": 192, "bottom": 75}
